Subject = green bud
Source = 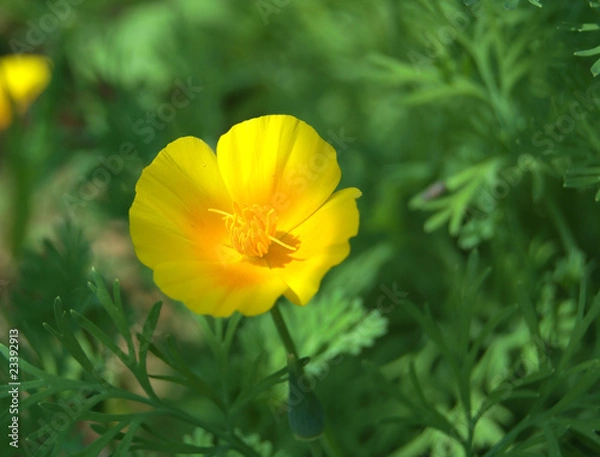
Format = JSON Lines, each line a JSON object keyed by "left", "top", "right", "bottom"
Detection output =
{"left": 287, "top": 354, "right": 324, "bottom": 441}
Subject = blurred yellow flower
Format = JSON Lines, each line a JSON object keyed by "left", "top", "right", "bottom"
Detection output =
{"left": 130, "top": 114, "right": 361, "bottom": 316}
{"left": 0, "top": 54, "right": 51, "bottom": 131}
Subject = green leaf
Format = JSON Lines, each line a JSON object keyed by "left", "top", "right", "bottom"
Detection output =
{"left": 0, "top": 379, "right": 46, "bottom": 398}
{"left": 364, "top": 52, "right": 440, "bottom": 85}
{"left": 559, "top": 293, "right": 600, "bottom": 371}
{"left": 550, "top": 360, "right": 600, "bottom": 415}
{"left": 70, "top": 421, "right": 130, "bottom": 457}
{"left": 566, "top": 23, "right": 600, "bottom": 32}
{"left": 424, "top": 207, "right": 453, "bottom": 233}
{"left": 591, "top": 57, "right": 600, "bottom": 76}
{"left": 147, "top": 340, "right": 224, "bottom": 408}
{"left": 512, "top": 367, "right": 554, "bottom": 387}
{"left": 467, "top": 305, "right": 518, "bottom": 368}
{"left": 574, "top": 45, "right": 600, "bottom": 57}
{"left": 88, "top": 270, "right": 133, "bottom": 351}
{"left": 543, "top": 426, "right": 563, "bottom": 457}
{"left": 563, "top": 176, "right": 600, "bottom": 187}
{"left": 569, "top": 420, "right": 600, "bottom": 446}
{"left": 364, "top": 360, "right": 459, "bottom": 438}
{"left": 412, "top": 158, "right": 504, "bottom": 236}
{"left": 137, "top": 300, "right": 163, "bottom": 368}
{"left": 516, "top": 284, "right": 542, "bottom": 342}
{"left": 43, "top": 298, "right": 97, "bottom": 377}
{"left": 17, "top": 385, "right": 64, "bottom": 413}
{"left": 402, "top": 301, "right": 455, "bottom": 369}
{"left": 71, "top": 309, "right": 131, "bottom": 367}
{"left": 113, "top": 417, "right": 144, "bottom": 457}
{"left": 231, "top": 364, "right": 288, "bottom": 414}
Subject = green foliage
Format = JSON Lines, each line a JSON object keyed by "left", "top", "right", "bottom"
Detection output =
{"left": 367, "top": 252, "right": 600, "bottom": 457}
{"left": 1, "top": 272, "right": 266, "bottom": 456}
{"left": 238, "top": 244, "right": 392, "bottom": 378}
{"left": 178, "top": 428, "right": 292, "bottom": 457}
{"left": 570, "top": 1, "right": 600, "bottom": 76}
{"left": 7, "top": 221, "right": 93, "bottom": 364}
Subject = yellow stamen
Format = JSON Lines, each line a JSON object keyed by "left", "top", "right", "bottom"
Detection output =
{"left": 208, "top": 204, "right": 296, "bottom": 257}
{"left": 207, "top": 208, "right": 231, "bottom": 217}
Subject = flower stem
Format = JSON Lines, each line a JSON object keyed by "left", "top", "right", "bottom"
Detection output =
{"left": 321, "top": 425, "right": 345, "bottom": 457}
{"left": 310, "top": 441, "right": 324, "bottom": 457}
{"left": 270, "top": 302, "right": 300, "bottom": 362}
{"left": 270, "top": 303, "right": 343, "bottom": 457}
{"left": 544, "top": 199, "right": 578, "bottom": 253}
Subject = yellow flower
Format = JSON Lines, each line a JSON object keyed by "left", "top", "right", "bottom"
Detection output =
{"left": 129, "top": 115, "right": 361, "bottom": 317}
{"left": 0, "top": 54, "right": 52, "bottom": 131}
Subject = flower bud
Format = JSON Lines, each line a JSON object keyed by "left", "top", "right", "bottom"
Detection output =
{"left": 287, "top": 354, "right": 324, "bottom": 441}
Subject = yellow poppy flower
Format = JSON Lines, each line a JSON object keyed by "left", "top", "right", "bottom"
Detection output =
{"left": 0, "top": 54, "right": 51, "bottom": 131}
{"left": 130, "top": 115, "right": 361, "bottom": 317}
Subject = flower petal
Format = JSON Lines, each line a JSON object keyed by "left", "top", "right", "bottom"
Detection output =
{"left": 153, "top": 258, "right": 288, "bottom": 317}
{"left": 0, "top": 54, "right": 51, "bottom": 130}
{"left": 216, "top": 114, "right": 341, "bottom": 232}
{"left": 266, "top": 187, "right": 362, "bottom": 305}
{"left": 129, "top": 136, "right": 232, "bottom": 268}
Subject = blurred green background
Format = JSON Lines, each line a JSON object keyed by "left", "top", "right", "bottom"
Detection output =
{"left": 1, "top": 0, "right": 600, "bottom": 456}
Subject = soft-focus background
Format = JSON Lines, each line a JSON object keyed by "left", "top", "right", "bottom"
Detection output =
{"left": 1, "top": 0, "right": 600, "bottom": 456}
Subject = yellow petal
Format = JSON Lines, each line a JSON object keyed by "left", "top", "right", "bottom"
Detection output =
{"left": 153, "top": 258, "right": 288, "bottom": 317}
{"left": 129, "top": 136, "right": 232, "bottom": 268}
{"left": 266, "top": 187, "right": 362, "bottom": 305}
{"left": 0, "top": 54, "right": 51, "bottom": 130}
{"left": 216, "top": 114, "right": 341, "bottom": 232}
{"left": 130, "top": 136, "right": 289, "bottom": 316}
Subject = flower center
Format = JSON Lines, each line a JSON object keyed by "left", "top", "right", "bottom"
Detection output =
{"left": 209, "top": 203, "right": 296, "bottom": 258}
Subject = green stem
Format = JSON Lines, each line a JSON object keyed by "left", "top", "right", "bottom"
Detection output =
{"left": 463, "top": 416, "right": 474, "bottom": 457}
{"left": 270, "top": 302, "right": 299, "bottom": 360}
{"left": 270, "top": 303, "right": 344, "bottom": 457}
{"left": 310, "top": 441, "right": 324, "bottom": 457}
{"left": 220, "top": 314, "right": 242, "bottom": 419}
{"left": 321, "top": 425, "right": 345, "bottom": 457}
{"left": 544, "top": 199, "right": 578, "bottom": 253}
{"left": 223, "top": 313, "right": 243, "bottom": 356}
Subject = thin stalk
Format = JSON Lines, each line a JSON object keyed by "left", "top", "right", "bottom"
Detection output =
{"left": 270, "top": 303, "right": 343, "bottom": 457}
{"left": 270, "top": 303, "right": 299, "bottom": 361}
{"left": 310, "top": 441, "right": 324, "bottom": 457}
{"left": 544, "top": 199, "right": 578, "bottom": 253}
